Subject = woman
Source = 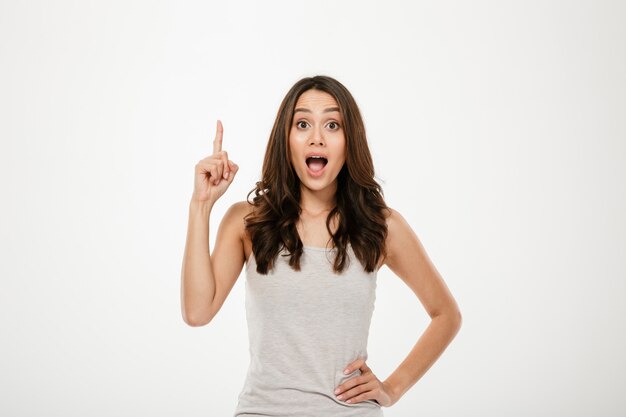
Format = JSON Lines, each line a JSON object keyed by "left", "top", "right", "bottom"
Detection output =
{"left": 181, "top": 75, "right": 462, "bottom": 416}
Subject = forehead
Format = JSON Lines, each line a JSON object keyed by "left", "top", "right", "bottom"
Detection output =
{"left": 294, "top": 89, "right": 339, "bottom": 109}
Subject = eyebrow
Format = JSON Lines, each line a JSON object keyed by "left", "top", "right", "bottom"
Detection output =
{"left": 294, "top": 106, "right": 340, "bottom": 114}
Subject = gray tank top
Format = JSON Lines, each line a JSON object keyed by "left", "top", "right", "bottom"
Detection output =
{"left": 233, "top": 243, "right": 383, "bottom": 417}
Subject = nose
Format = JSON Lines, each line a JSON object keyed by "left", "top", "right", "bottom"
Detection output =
{"left": 309, "top": 125, "right": 325, "bottom": 146}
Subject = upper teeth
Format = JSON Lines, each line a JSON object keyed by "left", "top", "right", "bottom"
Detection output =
{"left": 310, "top": 156, "right": 324, "bottom": 158}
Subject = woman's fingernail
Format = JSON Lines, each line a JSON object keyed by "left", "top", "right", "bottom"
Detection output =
{"left": 344, "top": 369, "right": 349, "bottom": 374}
{"left": 224, "top": 172, "right": 229, "bottom": 179}
{"left": 334, "top": 388, "right": 340, "bottom": 394}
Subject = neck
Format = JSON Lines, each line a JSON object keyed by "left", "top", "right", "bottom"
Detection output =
{"left": 299, "top": 182, "right": 337, "bottom": 216}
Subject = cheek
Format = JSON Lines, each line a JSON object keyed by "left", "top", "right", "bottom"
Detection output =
{"left": 335, "top": 140, "right": 347, "bottom": 164}
{"left": 288, "top": 130, "right": 305, "bottom": 148}
{"left": 288, "top": 138, "right": 299, "bottom": 169}
{"left": 287, "top": 135, "right": 298, "bottom": 160}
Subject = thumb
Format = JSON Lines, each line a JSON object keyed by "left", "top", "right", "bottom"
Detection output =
{"left": 344, "top": 356, "right": 366, "bottom": 374}
{"left": 227, "top": 161, "right": 239, "bottom": 182}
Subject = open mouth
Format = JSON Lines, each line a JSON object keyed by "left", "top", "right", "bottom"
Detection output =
{"left": 306, "top": 156, "right": 328, "bottom": 173}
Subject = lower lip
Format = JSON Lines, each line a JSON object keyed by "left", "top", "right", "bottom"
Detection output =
{"left": 306, "top": 164, "right": 327, "bottom": 178}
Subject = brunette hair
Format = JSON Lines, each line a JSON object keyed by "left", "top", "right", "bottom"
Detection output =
{"left": 244, "top": 75, "right": 389, "bottom": 274}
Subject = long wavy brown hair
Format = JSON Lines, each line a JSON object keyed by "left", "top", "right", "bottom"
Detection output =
{"left": 244, "top": 75, "right": 389, "bottom": 275}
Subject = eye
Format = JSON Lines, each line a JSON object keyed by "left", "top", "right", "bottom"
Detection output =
{"left": 327, "top": 121, "right": 340, "bottom": 130}
{"left": 296, "top": 120, "right": 309, "bottom": 129}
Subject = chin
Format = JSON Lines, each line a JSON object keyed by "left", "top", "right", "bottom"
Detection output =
{"left": 301, "top": 177, "right": 338, "bottom": 191}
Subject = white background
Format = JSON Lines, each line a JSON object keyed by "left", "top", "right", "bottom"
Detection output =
{"left": 1, "top": 1, "right": 625, "bottom": 416}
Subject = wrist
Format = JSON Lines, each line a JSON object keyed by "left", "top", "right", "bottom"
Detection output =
{"left": 189, "top": 197, "right": 214, "bottom": 215}
{"left": 382, "top": 379, "right": 401, "bottom": 406}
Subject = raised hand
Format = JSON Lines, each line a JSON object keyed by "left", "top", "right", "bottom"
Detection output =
{"left": 192, "top": 120, "right": 239, "bottom": 204}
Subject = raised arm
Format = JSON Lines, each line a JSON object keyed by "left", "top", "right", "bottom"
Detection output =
{"left": 180, "top": 120, "right": 245, "bottom": 327}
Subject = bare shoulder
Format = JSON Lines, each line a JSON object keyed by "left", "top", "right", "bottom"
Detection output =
{"left": 230, "top": 199, "right": 255, "bottom": 213}
{"left": 221, "top": 200, "right": 254, "bottom": 234}
{"left": 219, "top": 200, "right": 255, "bottom": 260}
{"left": 381, "top": 206, "right": 422, "bottom": 269}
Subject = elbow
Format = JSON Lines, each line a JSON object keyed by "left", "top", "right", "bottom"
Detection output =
{"left": 445, "top": 305, "right": 462, "bottom": 325}
{"left": 182, "top": 309, "right": 213, "bottom": 327}
{"left": 432, "top": 308, "right": 462, "bottom": 330}
{"left": 440, "top": 310, "right": 462, "bottom": 339}
{"left": 447, "top": 309, "right": 462, "bottom": 335}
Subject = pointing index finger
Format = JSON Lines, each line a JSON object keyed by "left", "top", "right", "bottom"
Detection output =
{"left": 213, "top": 119, "right": 223, "bottom": 155}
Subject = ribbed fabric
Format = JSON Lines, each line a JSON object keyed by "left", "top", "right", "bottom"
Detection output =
{"left": 233, "top": 243, "right": 383, "bottom": 417}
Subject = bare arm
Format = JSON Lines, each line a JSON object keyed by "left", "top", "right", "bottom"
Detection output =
{"left": 180, "top": 199, "right": 247, "bottom": 326}
{"left": 180, "top": 119, "right": 244, "bottom": 327}
{"left": 381, "top": 208, "right": 463, "bottom": 404}
{"left": 181, "top": 200, "right": 213, "bottom": 326}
